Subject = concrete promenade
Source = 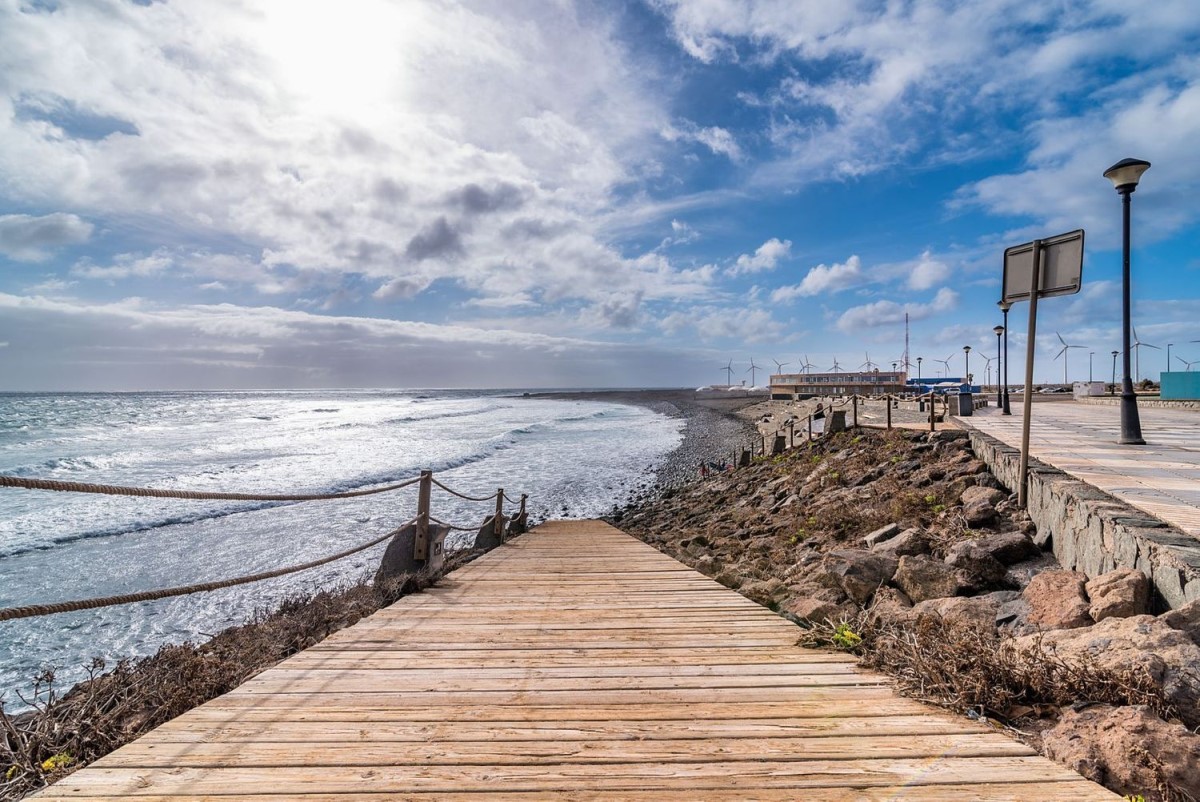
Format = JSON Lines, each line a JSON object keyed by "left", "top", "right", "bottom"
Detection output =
{"left": 964, "top": 401, "right": 1200, "bottom": 539}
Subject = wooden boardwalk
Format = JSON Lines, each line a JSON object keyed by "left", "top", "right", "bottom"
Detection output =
{"left": 38, "top": 520, "right": 1116, "bottom": 800}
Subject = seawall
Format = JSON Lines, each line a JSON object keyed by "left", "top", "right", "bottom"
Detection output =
{"left": 960, "top": 424, "right": 1200, "bottom": 610}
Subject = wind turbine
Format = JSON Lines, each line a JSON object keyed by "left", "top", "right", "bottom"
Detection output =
{"left": 1131, "top": 327, "right": 1160, "bottom": 382}
{"left": 746, "top": 358, "right": 761, "bottom": 387}
{"left": 720, "top": 360, "right": 734, "bottom": 386}
{"left": 772, "top": 358, "right": 790, "bottom": 375}
{"left": 1053, "top": 332, "right": 1087, "bottom": 384}
{"left": 859, "top": 352, "right": 878, "bottom": 372}
{"left": 981, "top": 355, "right": 996, "bottom": 388}
{"left": 799, "top": 355, "right": 816, "bottom": 374}
{"left": 1177, "top": 355, "right": 1200, "bottom": 372}
{"left": 934, "top": 354, "right": 954, "bottom": 378}
{"left": 829, "top": 357, "right": 844, "bottom": 374}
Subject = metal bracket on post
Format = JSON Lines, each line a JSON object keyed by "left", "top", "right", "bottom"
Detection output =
{"left": 414, "top": 470, "right": 432, "bottom": 561}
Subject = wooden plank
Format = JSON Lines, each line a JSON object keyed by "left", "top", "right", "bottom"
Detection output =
{"left": 36, "top": 520, "right": 1116, "bottom": 801}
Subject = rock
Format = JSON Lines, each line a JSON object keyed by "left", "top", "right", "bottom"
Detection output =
{"left": 944, "top": 541, "right": 1006, "bottom": 586}
{"left": 961, "top": 485, "right": 1004, "bottom": 526}
{"left": 823, "top": 549, "right": 899, "bottom": 606}
{"left": 1003, "top": 552, "right": 1062, "bottom": 590}
{"left": 1041, "top": 705, "right": 1200, "bottom": 800}
{"left": 867, "top": 586, "right": 913, "bottom": 622}
{"left": 911, "top": 591, "right": 1018, "bottom": 631}
{"left": 971, "top": 530, "right": 1041, "bottom": 565}
{"left": 1022, "top": 570, "right": 1092, "bottom": 631}
{"left": 1017, "top": 616, "right": 1200, "bottom": 723}
{"left": 714, "top": 569, "right": 742, "bottom": 589}
{"left": 738, "top": 579, "right": 782, "bottom": 607}
{"left": 892, "top": 555, "right": 971, "bottom": 603}
{"left": 995, "top": 597, "right": 1032, "bottom": 632}
{"left": 873, "top": 527, "right": 932, "bottom": 557}
{"left": 863, "top": 523, "right": 901, "bottom": 548}
{"left": 1086, "top": 568, "right": 1150, "bottom": 622}
{"left": 1161, "top": 598, "right": 1200, "bottom": 646}
{"left": 783, "top": 596, "right": 850, "bottom": 624}
{"left": 694, "top": 555, "right": 718, "bottom": 576}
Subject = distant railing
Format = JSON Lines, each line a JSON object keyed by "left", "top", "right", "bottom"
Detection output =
{"left": 721, "top": 391, "right": 959, "bottom": 471}
{"left": 0, "top": 470, "right": 529, "bottom": 622}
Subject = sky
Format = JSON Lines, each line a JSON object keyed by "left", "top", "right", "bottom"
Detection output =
{"left": 2, "top": 0, "right": 1199, "bottom": 390}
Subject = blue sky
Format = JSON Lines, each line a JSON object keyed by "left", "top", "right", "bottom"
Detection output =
{"left": 1, "top": 0, "right": 1198, "bottom": 390}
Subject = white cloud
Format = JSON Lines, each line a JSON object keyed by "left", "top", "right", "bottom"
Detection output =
{"left": 907, "top": 251, "right": 950, "bottom": 291}
{"left": 661, "top": 122, "right": 744, "bottom": 161}
{"left": 0, "top": 213, "right": 93, "bottom": 261}
{"left": 836, "top": 287, "right": 959, "bottom": 332}
{"left": 730, "top": 237, "right": 791, "bottom": 276}
{"left": 771, "top": 255, "right": 862, "bottom": 301}
{"left": 72, "top": 249, "right": 172, "bottom": 280}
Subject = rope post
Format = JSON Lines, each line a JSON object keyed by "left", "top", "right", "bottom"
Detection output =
{"left": 929, "top": 394, "right": 936, "bottom": 432}
{"left": 852, "top": 395, "right": 858, "bottom": 428}
{"left": 519, "top": 493, "right": 527, "bottom": 519}
{"left": 807, "top": 415, "right": 813, "bottom": 441}
{"left": 414, "top": 470, "right": 432, "bottom": 561}
{"left": 789, "top": 420, "right": 795, "bottom": 448}
{"left": 494, "top": 488, "right": 505, "bottom": 540}
{"left": 886, "top": 397, "right": 892, "bottom": 430}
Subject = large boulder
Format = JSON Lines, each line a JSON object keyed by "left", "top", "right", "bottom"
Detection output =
{"left": 892, "top": 555, "right": 971, "bottom": 603}
{"left": 1021, "top": 570, "right": 1092, "bottom": 631}
{"left": 1086, "top": 568, "right": 1150, "bottom": 622}
{"left": 822, "top": 549, "right": 899, "bottom": 606}
{"left": 943, "top": 541, "right": 1006, "bottom": 586}
{"left": 910, "top": 591, "right": 1018, "bottom": 631}
{"left": 961, "top": 485, "right": 1005, "bottom": 526}
{"left": 782, "top": 596, "right": 855, "bottom": 625}
{"left": 1162, "top": 598, "right": 1200, "bottom": 646}
{"left": 1003, "top": 552, "right": 1062, "bottom": 590}
{"left": 1041, "top": 705, "right": 1200, "bottom": 800}
{"left": 872, "top": 527, "right": 932, "bottom": 557}
{"left": 971, "top": 530, "right": 1041, "bottom": 565}
{"left": 1016, "top": 616, "right": 1200, "bottom": 723}
{"left": 862, "top": 523, "right": 901, "bottom": 548}
{"left": 867, "top": 586, "right": 914, "bottom": 623}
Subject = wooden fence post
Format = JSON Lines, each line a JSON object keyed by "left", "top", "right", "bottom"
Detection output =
{"left": 852, "top": 396, "right": 858, "bottom": 428}
{"left": 886, "top": 397, "right": 892, "bottom": 430}
{"left": 494, "top": 488, "right": 505, "bottom": 539}
{"left": 928, "top": 394, "right": 936, "bottom": 432}
{"left": 414, "top": 470, "right": 432, "bottom": 561}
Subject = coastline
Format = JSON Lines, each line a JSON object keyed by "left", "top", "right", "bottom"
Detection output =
{"left": 525, "top": 389, "right": 760, "bottom": 490}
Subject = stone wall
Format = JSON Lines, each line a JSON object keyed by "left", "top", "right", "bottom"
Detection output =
{"left": 961, "top": 426, "right": 1200, "bottom": 610}
{"left": 1078, "top": 396, "right": 1200, "bottom": 410}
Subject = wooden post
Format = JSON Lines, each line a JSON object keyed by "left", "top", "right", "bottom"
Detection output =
{"left": 852, "top": 395, "right": 858, "bottom": 428}
{"left": 928, "top": 394, "right": 935, "bottom": 432}
{"left": 886, "top": 397, "right": 892, "bottom": 430}
{"left": 807, "top": 415, "right": 813, "bottom": 441}
{"left": 414, "top": 470, "right": 432, "bottom": 561}
{"left": 494, "top": 488, "right": 505, "bottom": 539}
{"left": 789, "top": 420, "right": 795, "bottom": 448}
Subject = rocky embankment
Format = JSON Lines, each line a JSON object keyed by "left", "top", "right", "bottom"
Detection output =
{"left": 612, "top": 427, "right": 1200, "bottom": 801}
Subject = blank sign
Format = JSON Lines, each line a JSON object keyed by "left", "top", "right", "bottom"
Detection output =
{"left": 1003, "top": 229, "right": 1084, "bottom": 303}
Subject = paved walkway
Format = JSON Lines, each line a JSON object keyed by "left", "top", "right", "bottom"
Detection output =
{"left": 964, "top": 402, "right": 1200, "bottom": 538}
{"left": 35, "top": 521, "right": 1115, "bottom": 800}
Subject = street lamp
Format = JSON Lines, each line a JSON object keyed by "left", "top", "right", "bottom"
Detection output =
{"left": 963, "top": 345, "right": 971, "bottom": 386}
{"left": 1167, "top": 343, "right": 1173, "bottom": 373}
{"left": 916, "top": 356, "right": 923, "bottom": 381}
{"left": 993, "top": 326, "right": 1004, "bottom": 406}
{"left": 1103, "top": 157, "right": 1151, "bottom": 444}
{"left": 1089, "top": 351, "right": 1094, "bottom": 384}
{"left": 998, "top": 300, "right": 1012, "bottom": 414}
{"left": 1111, "top": 350, "right": 1119, "bottom": 396}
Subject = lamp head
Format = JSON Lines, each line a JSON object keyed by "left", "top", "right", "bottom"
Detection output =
{"left": 1103, "top": 157, "right": 1151, "bottom": 193}
{"left": 998, "top": 299, "right": 1012, "bottom": 313}
{"left": 993, "top": 325, "right": 1004, "bottom": 336}
{"left": 1112, "top": 350, "right": 1119, "bottom": 357}
{"left": 963, "top": 345, "right": 971, "bottom": 353}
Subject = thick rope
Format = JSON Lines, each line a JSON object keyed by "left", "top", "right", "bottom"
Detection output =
{"left": 0, "top": 474, "right": 421, "bottom": 502}
{"left": 0, "top": 522, "right": 413, "bottom": 622}
{"left": 428, "top": 478, "right": 498, "bottom": 503}
{"left": 428, "top": 515, "right": 489, "bottom": 532}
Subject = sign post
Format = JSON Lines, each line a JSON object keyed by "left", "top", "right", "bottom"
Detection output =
{"left": 1002, "top": 229, "right": 1084, "bottom": 507}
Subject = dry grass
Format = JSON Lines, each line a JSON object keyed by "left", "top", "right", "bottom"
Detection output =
{"left": 797, "top": 611, "right": 1176, "bottom": 725}
{"left": 0, "top": 549, "right": 480, "bottom": 801}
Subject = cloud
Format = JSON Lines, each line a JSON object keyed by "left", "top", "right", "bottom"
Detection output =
{"left": 836, "top": 287, "right": 959, "bottom": 332}
{"left": 0, "top": 213, "right": 93, "bottom": 261}
{"left": 907, "top": 250, "right": 950, "bottom": 291}
{"left": 657, "top": 305, "right": 784, "bottom": 343}
{"left": 661, "top": 122, "right": 744, "bottom": 161}
{"left": 771, "top": 255, "right": 862, "bottom": 302}
{"left": 730, "top": 237, "right": 791, "bottom": 276}
{"left": 71, "top": 249, "right": 172, "bottom": 280}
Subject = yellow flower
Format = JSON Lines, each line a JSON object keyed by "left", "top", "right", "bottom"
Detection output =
{"left": 40, "top": 753, "right": 73, "bottom": 773}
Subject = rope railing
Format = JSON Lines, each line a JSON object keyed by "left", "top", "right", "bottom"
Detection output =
{"left": 0, "top": 468, "right": 530, "bottom": 622}
{"left": 0, "top": 474, "right": 422, "bottom": 502}
{"left": 0, "top": 520, "right": 415, "bottom": 622}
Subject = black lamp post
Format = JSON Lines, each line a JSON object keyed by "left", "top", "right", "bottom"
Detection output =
{"left": 916, "top": 356, "right": 922, "bottom": 381}
{"left": 963, "top": 345, "right": 971, "bottom": 386}
{"left": 998, "top": 300, "right": 1012, "bottom": 414}
{"left": 993, "top": 325, "right": 1004, "bottom": 406}
{"left": 1111, "top": 350, "right": 1119, "bottom": 396}
{"left": 1103, "top": 157, "right": 1151, "bottom": 445}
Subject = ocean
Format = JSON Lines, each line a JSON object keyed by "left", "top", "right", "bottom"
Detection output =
{"left": 0, "top": 390, "right": 683, "bottom": 702}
